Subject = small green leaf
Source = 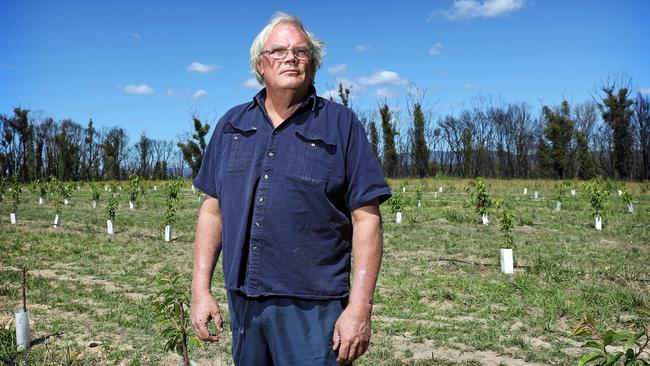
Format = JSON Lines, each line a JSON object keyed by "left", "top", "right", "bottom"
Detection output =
{"left": 603, "top": 351, "right": 622, "bottom": 366}
{"left": 622, "top": 332, "right": 643, "bottom": 353}
{"left": 634, "top": 307, "right": 650, "bottom": 316}
{"left": 582, "top": 340, "right": 603, "bottom": 349}
{"left": 602, "top": 330, "right": 616, "bottom": 346}
{"left": 577, "top": 352, "right": 604, "bottom": 366}
{"left": 611, "top": 331, "right": 635, "bottom": 343}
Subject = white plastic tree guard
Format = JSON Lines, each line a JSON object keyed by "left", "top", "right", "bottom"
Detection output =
{"left": 595, "top": 216, "right": 602, "bottom": 231}
{"left": 64, "top": 198, "right": 69, "bottom": 205}
{"left": 628, "top": 203, "right": 634, "bottom": 213}
{"left": 523, "top": 188, "right": 528, "bottom": 195}
{"left": 165, "top": 225, "right": 172, "bottom": 242}
{"left": 15, "top": 309, "right": 30, "bottom": 350}
{"left": 53, "top": 214, "right": 61, "bottom": 228}
{"left": 481, "top": 214, "right": 489, "bottom": 225}
{"left": 107, "top": 220, "right": 114, "bottom": 235}
{"left": 617, "top": 189, "right": 622, "bottom": 196}
{"left": 129, "top": 201, "right": 135, "bottom": 210}
{"left": 402, "top": 187, "right": 406, "bottom": 193}
{"left": 154, "top": 186, "right": 157, "bottom": 191}
{"left": 10, "top": 213, "right": 16, "bottom": 225}
{"left": 500, "top": 249, "right": 514, "bottom": 274}
{"left": 39, "top": 197, "right": 44, "bottom": 205}
{"left": 533, "top": 191, "right": 539, "bottom": 200}
{"left": 571, "top": 189, "right": 576, "bottom": 196}
{"left": 395, "top": 212, "right": 402, "bottom": 224}
{"left": 92, "top": 200, "right": 97, "bottom": 208}
{"left": 555, "top": 201, "right": 561, "bottom": 212}
{"left": 434, "top": 192, "right": 438, "bottom": 199}
{"left": 417, "top": 200, "right": 421, "bottom": 207}
{"left": 438, "top": 186, "right": 443, "bottom": 193}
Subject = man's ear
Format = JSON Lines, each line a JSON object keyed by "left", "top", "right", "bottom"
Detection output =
{"left": 256, "top": 60, "right": 264, "bottom": 79}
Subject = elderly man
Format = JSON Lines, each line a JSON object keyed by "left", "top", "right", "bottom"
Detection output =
{"left": 190, "top": 12, "right": 391, "bottom": 365}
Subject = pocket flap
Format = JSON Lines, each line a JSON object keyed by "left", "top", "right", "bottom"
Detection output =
{"left": 294, "top": 131, "right": 337, "bottom": 153}
{"left": 224, "top": 121, "right": 258, "bottom": 136}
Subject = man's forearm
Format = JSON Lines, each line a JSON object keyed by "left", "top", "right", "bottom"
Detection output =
{"left": 191, "top": 197, "right": 223, "bottom": 295}
{"left": 349, "top": 204, "right": 383, "bottom": 311}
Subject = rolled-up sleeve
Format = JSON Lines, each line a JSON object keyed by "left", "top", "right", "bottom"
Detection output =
{"left": 344, "top": 118, "right": 392, "bottom": 211}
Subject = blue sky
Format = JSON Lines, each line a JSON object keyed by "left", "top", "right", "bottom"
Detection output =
{"left": 1, "top": 0, "right": 649, "bottom": 141}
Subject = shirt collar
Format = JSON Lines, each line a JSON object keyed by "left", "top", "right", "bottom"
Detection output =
{"left": 247, "top": 85, "right": 321, "bottom": 112}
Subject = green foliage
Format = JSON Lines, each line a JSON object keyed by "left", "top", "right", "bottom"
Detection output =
{"left": 153, "top": 274, "right": 201, "bottom": 362}
{"left": 164, "top": 180, "right": 182, "bottom": 226}
{"left": 90, "top": 183, "right": 101, "bottom": 202}
{"left": 498, "top": 208, "right": 516, "bottom": 249}
{"left": 60, "top": 183, "right": 74, "bottom": 199}
{"left": 388, "top": 192, "right": 403, "bottom": 214}
{"left": 583, "top": 178, "right": 612, "bottom": 218}
{"left": 410, "top": 102, "right": 430, "bottom": 178}
{"left": 572, "top": 309, "right": 649, "bottom": 366}
{"left": 465, "top": 177, "right": 495, "bottom": 217}
{"left": 380, "top": 103, "right": 399, "bottom": 177}
{"left": 368, "top": 121, "right": 380, "bottom": 162}
{"left": 105, "top": 187, "right": 119, "bottom": 221}
{"left": 33, "top": 178, "right": 48, "bottom": 198}
{"left": 0, "top": 176, "right": 6, "bottom": 202}
{"left": 0, "top": 325, "right": 18, "bottom": 359}
{"left": 127, "top": 172, "right": 145, "bottom": 202}
{"left": 10, "top": 173, "right": 22, "bottom": 213}
{"left": 620, "top": 186, "right": 633, "bottom": 206}
{"left": 538, "top": 101, "right": 575, "bottom": 179}
{"left": 177, "top": 116, "right": 210, "bottom": 178}
{"left": 415, "top": 187, "right": 423, "bottom": 206}
{"left": 599, "top": 83, "right": 635, "bottom": 179}
{"left": 554, "top": 180, "right": 572, "bottom": 202}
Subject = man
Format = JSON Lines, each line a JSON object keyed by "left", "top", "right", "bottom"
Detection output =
{"left": 190, "top": 12, "right": 391, "bottom": 365}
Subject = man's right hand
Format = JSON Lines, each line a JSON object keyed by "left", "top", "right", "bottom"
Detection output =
{"left": 190, "top": 291, "right": 223, "bottom": 342}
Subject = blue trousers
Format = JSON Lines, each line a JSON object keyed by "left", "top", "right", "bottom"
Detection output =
{"left": 227, "top": 290, "right": 346, "bottom": 365}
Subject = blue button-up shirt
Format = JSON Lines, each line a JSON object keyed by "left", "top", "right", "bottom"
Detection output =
{"left": 193, "top": 86, "right": 391, "bottom": 300}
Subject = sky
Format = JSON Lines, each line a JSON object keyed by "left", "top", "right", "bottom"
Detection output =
{"left": 1, "top": 0, "right": 649, "bottom": 141}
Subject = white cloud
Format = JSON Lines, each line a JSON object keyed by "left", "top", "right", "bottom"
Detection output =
{"left": 434, "top": 0, "right": 525, "bottom": 21}
{"left": 639, "top": 88, "right": 650, "bottom": 95}
{"left": 124, "top": 84, "right": 154, "bottom": 94}
{"left": 192, "top": 89, "right": 208, "bottom": 100}
{"left": 358, "top": 70, "right": 407, "bottom": 86}
{"left": 243, "top": 78, "right": 262, "bottom": 89}
{"left": 132, "top": 33, "right": 141, "bottom": 40}
{"left": 336, "top": 77, "right": 361, "bottom": 92}
{"left": 464, "top": 83, "right": 477, "bottom": 89}
{"left": 187, "top": 61, "right": 221, "bottom": 74}
{"left": 166, "top": 88, "right": 174, "bottom": 96}
{"left": 429, "top": 42, "right": 444, "bottom": 56}
{"left": 374, "top": 88, "right": 396, "bottom": 98}
{"left": 327, "top": 64, "right": 348, "bottom": 74}
{"left": 355, "top": 43, "right": 370, "bottom": 52}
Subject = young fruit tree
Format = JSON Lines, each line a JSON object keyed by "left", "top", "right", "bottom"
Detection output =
{"left": 164, "top": 180, "right": 182, "bottom": 242}
{"left": 60, "top": 183, "right": 73, "bottom": 205}
{"left": 553, "top": 180, "right": 571, "bottom": 212}
{"left": 465, "top": 177, "right": 495, "bottom": 225}
{"left": 583, "top": 178, "right": 611, "bottom": 231}
{"left": 415, "top": 187, "right": 423, "bottom": 208}
{"left": 105, "top": 187, "right": 119, "bottom": 235}
{"left": 497, "top": 207, "right": 516, "bottom": 274}
{"left": 127, "top": 173, "right": 145, "bottom": 209}
{"left": 90, "top": 183, "right": 101, "bottom": 208}
{"left": 153, "top": 274, "right": 201, "bottom": 366}
{"left": 9, "top": 174, "right": 22, "bottom": 224}
{"left": 621, "top": 187, "right": 634, "bottom": 213}
{"left": 389, "top": 192, "right": 404, "bottom": 224}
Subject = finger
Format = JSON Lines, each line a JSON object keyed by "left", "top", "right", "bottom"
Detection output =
{"left": 347, "top": 340, "right": 359, "bottom": 362}
{"left": 358, "top": 341, "right": 369, "bottom": 357}
{"left": 336, "top": 339, "right": 351, "bottom": 365}
{"left": 212, "top": 311, "right": 223, "bottom": 332}
{"left": 332, "top": 327, "right": 341, "bottom": 351}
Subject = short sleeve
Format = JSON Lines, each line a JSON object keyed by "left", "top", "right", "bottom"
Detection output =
{"left": 193, "top": 121, "right": 224, "bottom": 200}
{"left": 344, "top": 117, "right": 392, "bottom": 211}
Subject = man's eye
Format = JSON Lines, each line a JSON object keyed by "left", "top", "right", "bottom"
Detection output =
{"left": 271, "top": 49, "right": 287, "bottom": 56}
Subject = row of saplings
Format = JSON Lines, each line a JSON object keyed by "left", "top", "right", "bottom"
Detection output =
{"left": 0, "top": 174, "right": 197, "bottom": 242}
{"left": 386, "top": 177, "right": 638, "bottom": 275}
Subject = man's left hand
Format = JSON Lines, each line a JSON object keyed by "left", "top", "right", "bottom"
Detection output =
{"left": 332, "top": 304, "right": 372, "bottom": 365}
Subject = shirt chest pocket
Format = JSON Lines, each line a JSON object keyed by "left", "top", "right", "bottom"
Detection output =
{"left": 287, "top": 131, "right": 337, "bottom": 185}
{"left": 224, "top": 122, "right": 258, "bottom": 174}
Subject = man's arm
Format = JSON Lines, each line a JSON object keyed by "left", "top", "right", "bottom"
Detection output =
{"left": 333, "top": 199, "right": 383, "bottom": 364}
{"left": 190, "top": 196, "right": 224, "bottom": 342}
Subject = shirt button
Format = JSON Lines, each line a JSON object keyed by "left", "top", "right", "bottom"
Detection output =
{"left": 264, "top": 174, "right": 269, "bottom": 179}
{"left": 234, "top": 136, "right": 239, "bottom": 140}
{"left": 310, "top": 142, "right": 316, "bottom": 147}
{"left": 258, "top": 197, "right": 264, "bottom": 202}
{"left": 268, "top": 152, "right": 274, "bottom": 157}
{"left": 252, "top": 245, "right": 258, "bottom": 250}
{"left": 255, "top": 221, "right": 260, "bottom": 227}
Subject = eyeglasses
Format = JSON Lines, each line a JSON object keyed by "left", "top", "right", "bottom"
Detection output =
{"left": 261, "top": 47, "right": 312, "bottom": 61}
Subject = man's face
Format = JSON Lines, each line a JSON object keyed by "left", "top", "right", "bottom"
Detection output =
{"left": 257, "top": 23, "right": 313, "bottom": 92}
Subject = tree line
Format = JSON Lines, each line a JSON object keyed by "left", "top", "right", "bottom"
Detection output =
{"left": 0, "top": 111, "right": 210, "bottom": 182}
{"left": 340, "top": 76, "right": 649, "bottom": 181}
{"left": 2, "top": 76, "right": 649, "bottom": 182}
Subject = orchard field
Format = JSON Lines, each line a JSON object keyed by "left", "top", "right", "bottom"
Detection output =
{"left": 1, "top": 178, "right": 649, "bottom": 365}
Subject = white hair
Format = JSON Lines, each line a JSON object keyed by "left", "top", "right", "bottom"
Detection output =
{"left": 250, "top": 12, "right": 325, "bottom": 85}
